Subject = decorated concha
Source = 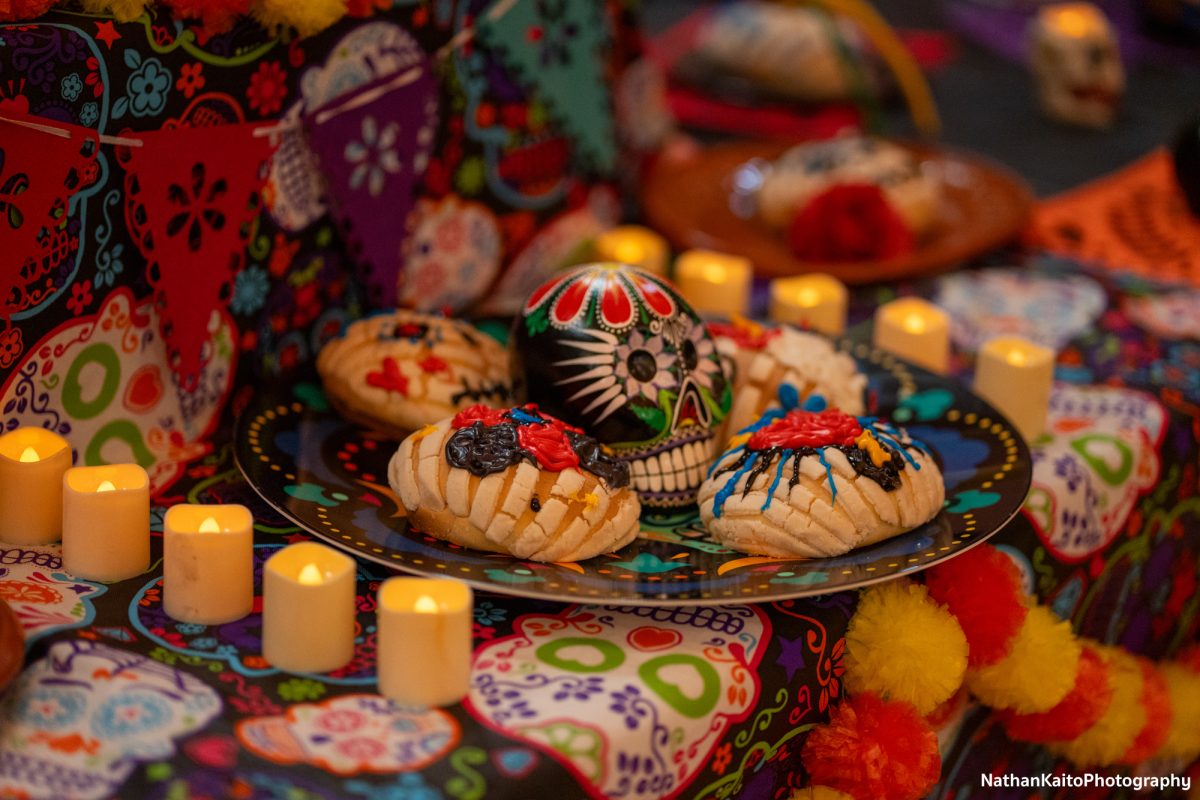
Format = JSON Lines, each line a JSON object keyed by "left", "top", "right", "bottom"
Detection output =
{"left": 389, "top": 404, "right": 640, "bottom": 562}
{"left": 699, "top": 405, "right": 944, "bottom": 557}
{"left": 511, "top": 263, "right": 732, "bottom": 508}
{"left": 317, "top": 310, "right": 513, "bottom": 438}
{"left": 708, "top": 317, "right": 866, "bottom": 445}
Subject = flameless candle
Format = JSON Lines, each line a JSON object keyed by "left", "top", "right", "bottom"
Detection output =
{"left": 872, "top": 297, "right": 950, "bottom": 374}
{"left": 262, "top": 542, "right": 356, "bottom": 674}
{"left": 594, "top": 226, "right": 669, "bottom": 276}
{"left": 0, "top": 428, "right": 71, "bottom": 545}
{"left": 973, "top": 336, "right": 1055, "bottom": 442}
{"left": 163, "top": 504, "right": 254, "bottom": 625}
{"left": 376, "top": 577, "right": 473, "bottom": 707}
{"left": 768, "top": 274, "right": 848, "bottom": 334}
{"left": 674, "top": 249, "right": 752, "bottom": 317}
{"left": 62, "top": 464, "right": 150, "bottom": 582}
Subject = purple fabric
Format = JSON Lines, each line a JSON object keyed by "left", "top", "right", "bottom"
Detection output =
{"left": 945, "top": 0, "right": 1200, "bottom": 67}
{"left": 303, "top": 63, "right": 439, "bottom": 307}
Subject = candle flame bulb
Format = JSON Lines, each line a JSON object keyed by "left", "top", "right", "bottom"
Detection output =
{"left": 198, "top": 516, "right": 221, "bottom": 534}
{"left": 18, "top": 447, "right": 39, "bottom": 463}
{"left": 796, "top": 288, "right": 820, "bottom": 307}
{"left": 95, "top": 480, "right": 116, "bottom": 493}
{"left": 901, "top": 312, "right": 928, "bottom": 334}
{"left": 1007, "top": 348, "right": 1028, "bottom": 367}
{"left": 414, "top": 595, "right": 440, "bottom": 613}
{"left": 298, "top": 563, "right": 323, "bottom": 585}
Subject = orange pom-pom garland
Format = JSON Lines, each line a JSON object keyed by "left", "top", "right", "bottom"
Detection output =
{"left": 801, "top": 692, "right": 941, "bottom": 800}
{"left": 925, "top": 544, "right": 1027, "bottom": 668}
{"left": 997, "top": 644, "right": 1112, "bottom": 743}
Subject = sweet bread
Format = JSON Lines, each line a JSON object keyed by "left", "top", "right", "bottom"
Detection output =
{"left": 757, "top": 136, "right": 942, "bottom": 236}
{"left": 699, "top": 408, "right": 944, "bottom": 557}
{"left": 709, "top": 319, "right": 866, "bottom": 445}
{"left": 318, "top": 311, "right": 513, "bottom": 438}
{"left": 389, "top": 405, "right": 641, "bottom": 562}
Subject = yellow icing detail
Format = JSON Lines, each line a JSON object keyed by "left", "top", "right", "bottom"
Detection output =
{"left": 411, "top": 424, "right": 439, "bottom": 442}
{"left": 573, "top": 491, "right": 600, "bottom": 511}
{"left": 855, "top": 430, "right": 890, "bottom": 467}
{"left": 730, "top": 313, "right": 766, "bottom": 339}
{"left": 727, "top": 432, "right": 751, "bottom": 449}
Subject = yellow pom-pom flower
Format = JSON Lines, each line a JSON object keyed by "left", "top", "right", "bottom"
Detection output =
{"left": 252, "top": 0, "right": 346, "bottom": 38}
{"left": 844, "top": 580, "right": 967, "bottom": 715}
{"left": 790, "top": 787, "right": 854, "bottom": 800}
{"left": 80, "top": 0, "right": 146, "bottom": 22}
{"left": 966, "top": 604, "right": 1080, "bottom": 713}
{"left": 1051, "top": 647, "right": 1144, "bottom": 767}
{"left": 1159, "top": 663, "right": 1200, "bottom": 761}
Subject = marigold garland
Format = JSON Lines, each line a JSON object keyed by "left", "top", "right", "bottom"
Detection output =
{"left": 996, "top": 644, "right": 1112, "bottom": 743}
{"left": 1159, "top": 662, "right": 1200, "bottom": 761}
{"left": 78, "top": 0, "right": 147, "bottom": 22}
{"left": 250, "top": 0, "right": 346, "bottom": 38}
{"left": 161, "top": 0, "right": 252, "bottom": 37}
{"left": 965, "top": 604, "right": 1081, "bottom": 714}
{"left": 1050, "top": 647, "right": 1145, "bottom": 767}
{"left": 1120, "top": 657, "right": 1171, "bottom": 764}
{"left": 925, "top": 544, "right": 1027, "bottom": 668}
{"left": 843, "top": 580, "right": 967, "bottom": 715}
{"left": 789, "top": 788, "right": 854, "bottom": 800}
{"left": 801, "top": 692, "right": 941, "bottom": 800}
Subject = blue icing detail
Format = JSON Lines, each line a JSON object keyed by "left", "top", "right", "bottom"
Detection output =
{"left": 712, "top": 451, "right": 760, "bottom": 518}
{"left": 817, "top": 450, "right": 837, "bottom": 506}
{"left": 761, "top": 449, "right": 792, "bottom": 511}
{"left": 801, "top": 393, "right": 826, "bottom": 412}
{"left": 778, "top": 382, "right": 801, "bottom": 410}
{"left": 871, "top": 427, "right": 921, "bottom": 470}
{"left": 509, "top": 408, "right": 544, "bottom": 425}
{"left": 707, "top": 443, "right": 745, "bottom": 478}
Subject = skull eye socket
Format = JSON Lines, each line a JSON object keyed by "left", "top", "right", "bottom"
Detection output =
{"left": 627, "top": 349, "right": 658, "bottom": 382}
{"left": 681, "top": 339, "right": 699, "bottom": 371}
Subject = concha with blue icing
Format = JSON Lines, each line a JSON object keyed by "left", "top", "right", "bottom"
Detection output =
{"left": 698, "top": 408, "right": 944, "bottom": 557}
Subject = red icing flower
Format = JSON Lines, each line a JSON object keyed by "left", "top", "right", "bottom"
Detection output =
{"left": 418, "top": 355, "right": 449, "bottom": 374}
{"left": 452, "top": 405, "right": 510, "bottom": 428}
{"left": 366, "top": 357, "right": 408, "bottom": 395}
{"left": 788, "top": 183, "right": 915, "bottom": 263}
{"left": 517, "top": 423, "right": 579, "bottom": 471}
{"left": 748, "top": 409, "right": 863, "bottom": 450}
{"left": 707, "top": 318, "right": 781, "bottom": 351}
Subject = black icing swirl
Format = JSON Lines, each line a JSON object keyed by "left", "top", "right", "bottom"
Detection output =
{"left": 445, "top": 422, "right": 524, "bottom": 476}
{"left": 567, "top": 432, "right": 630, "bottom": 489}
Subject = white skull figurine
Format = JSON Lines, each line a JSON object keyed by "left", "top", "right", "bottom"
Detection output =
{"left": 1028, "top": 3, "right": 1124, "bottom": 129}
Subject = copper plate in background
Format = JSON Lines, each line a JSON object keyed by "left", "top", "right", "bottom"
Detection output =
{"left": 642, "top": 139, "right": 1034, "bottom": 283}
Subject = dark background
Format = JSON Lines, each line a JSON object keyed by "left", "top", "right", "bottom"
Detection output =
{"left": 644, "top": 0, "right": 1200, "bottom": 196}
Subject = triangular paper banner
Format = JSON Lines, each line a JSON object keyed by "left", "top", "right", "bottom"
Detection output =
{"left": 0, "top": 115, "right": 97, "bottom": 319}
{"left": 302, "top": 63, "right": 439, "bottom": 307}
{"left": 125, "top": 123, "right": 271, "bottom": 387}
{"left": 475, "top": 0, "right": 616, "bottom": 173}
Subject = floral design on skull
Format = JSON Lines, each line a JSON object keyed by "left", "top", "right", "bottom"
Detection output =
{"left": 512, "top": 263, "right": 731, "bottom": 507}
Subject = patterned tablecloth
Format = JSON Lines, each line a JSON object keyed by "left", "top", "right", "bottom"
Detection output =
{"left": 0, "top": 255, "right": 1195, "bottom": 799}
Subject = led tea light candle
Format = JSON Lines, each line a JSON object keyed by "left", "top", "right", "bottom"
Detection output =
{"left": 872, "top": 297, "right": 950, "bottom": 374}
{"left": 768, "top": 273, "right": 848, "bottom": 334}
{"left": 62, "top": 464, "right": 150, "bottom": 582}
{"left": 377, "top": 577, "right": 473, "bottom": 707}
{"left": 594, "top": 226, "right": 669, "bottom": 276}
{"left": 163, "top": 504, "right": 254, "bottom": 625}
{"left": 262, "top": 541, "right": 356, "bottom": 674}
{"left": 674, "top": 249, "right": 752, "bottom": 317}
{"left": 0, "top": 427, "right": 71, "bottom": 545}
{"left": 973, "top": 336, "right": 1055, "bottom": 442}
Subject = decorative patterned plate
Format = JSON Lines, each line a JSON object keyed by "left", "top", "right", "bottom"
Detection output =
{"left": 235, "top": 341, "right": 1032, "bottom": 605}
{"left": 641, "top": 139, "right": 1033, "bottom": 284}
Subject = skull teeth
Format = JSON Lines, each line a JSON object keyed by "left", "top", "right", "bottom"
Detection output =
{"left": 627, "top": 438, "right": 714, "bottom": 496}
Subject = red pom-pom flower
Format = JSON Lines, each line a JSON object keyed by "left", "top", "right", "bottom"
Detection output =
{"left": 925, "top": 544, "right": 1028, "bottom": 668}
{"left": 162, "top": 0, "right": 253, "bottom": 37}
{"left": 788, "top": 183, "right": 915, "bottom": 263}
{"left": 998, "top": 644, "right": 1112, "bottom": 743}
{"left": 802, "top": 692, "right": 941, "bottom": 800}
{"left": 1121, "top": 659, "right": 1172, "bottom": 764}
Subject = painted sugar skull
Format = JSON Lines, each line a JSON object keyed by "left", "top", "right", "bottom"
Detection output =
{"left": 512, "top": 263, "right": 731, "bottom": 507}
{"left": 1028, "top": 3, "right": 1124, "bottom": 129}
{"left": 467, "top": 604, "right": 766, "bottom": 800}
